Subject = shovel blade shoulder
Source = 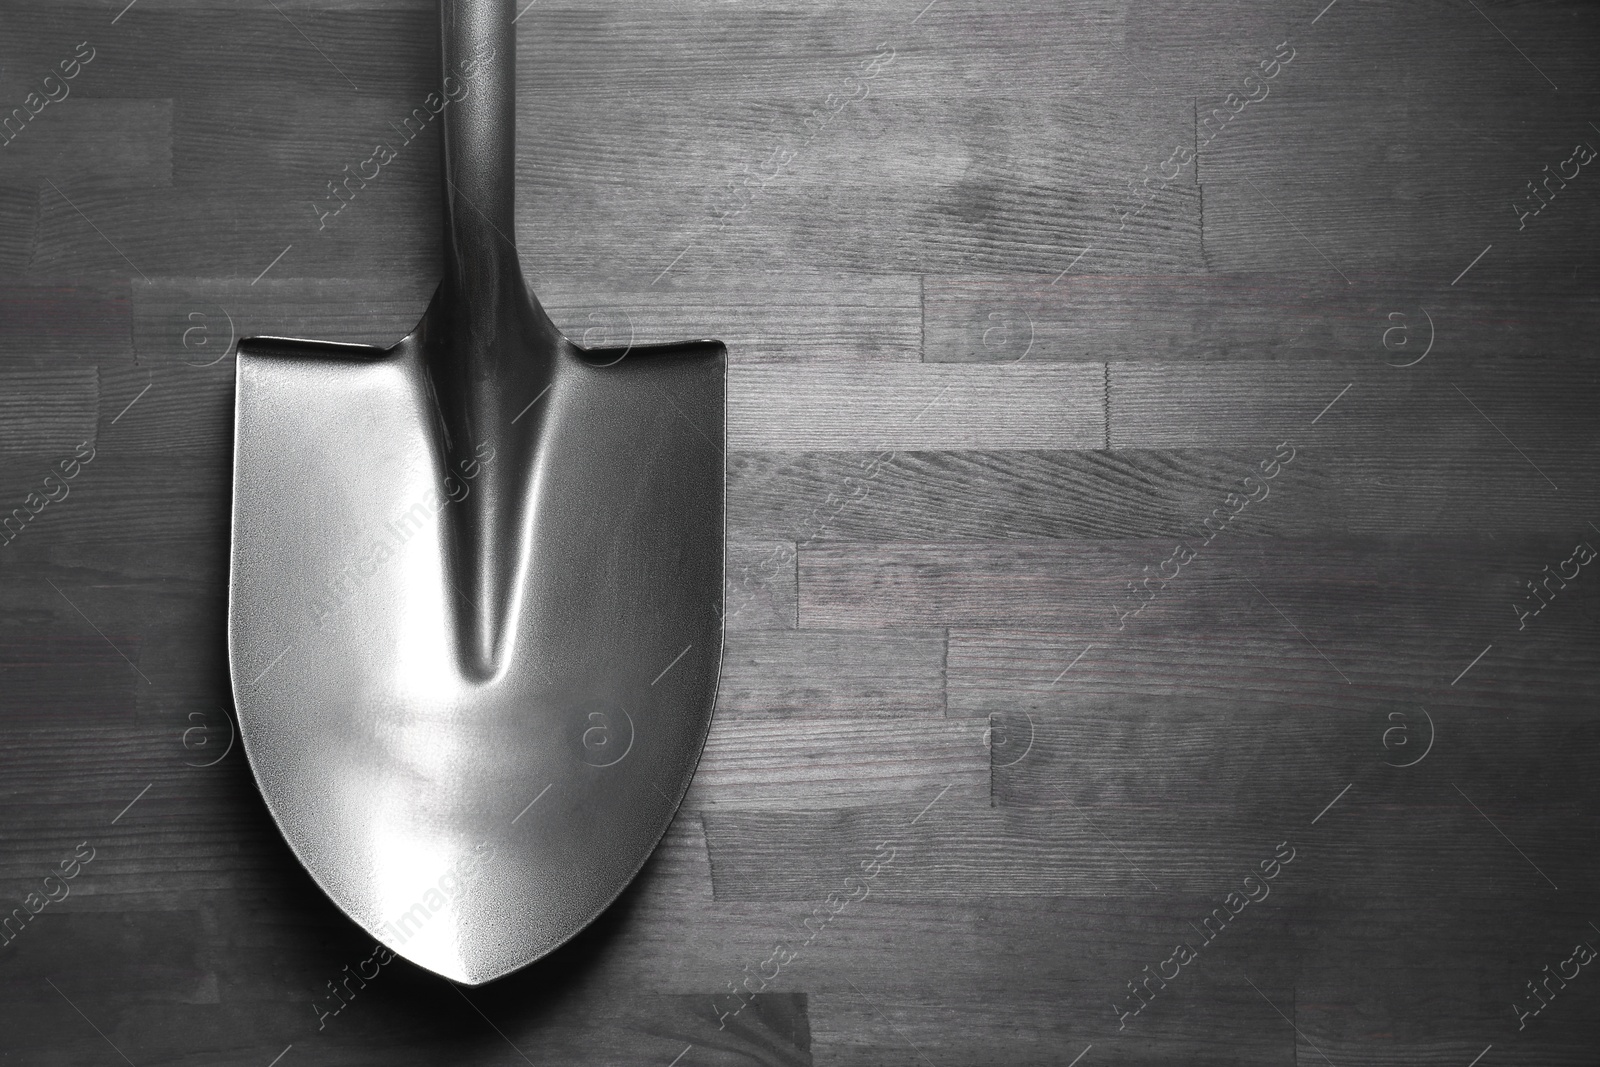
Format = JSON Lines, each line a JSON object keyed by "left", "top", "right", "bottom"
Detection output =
{"left": 229, "top": 328, "right": 725, "bottom": 985}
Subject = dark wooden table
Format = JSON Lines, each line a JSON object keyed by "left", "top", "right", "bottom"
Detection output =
{"left": 2, "top": 0, "right": 1598, "bottom": 1063}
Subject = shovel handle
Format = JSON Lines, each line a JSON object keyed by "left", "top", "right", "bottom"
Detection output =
{"left": 440, "top": 0, "right": 521, "bottom": 297}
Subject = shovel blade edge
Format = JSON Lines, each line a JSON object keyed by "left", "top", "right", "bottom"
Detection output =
{"left": 229, "top": 334, "right": 725, "bottom": 984}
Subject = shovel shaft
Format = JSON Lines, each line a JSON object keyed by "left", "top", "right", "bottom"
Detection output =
{"left": 440, "top": 0, "right": 525, "bottom": 315}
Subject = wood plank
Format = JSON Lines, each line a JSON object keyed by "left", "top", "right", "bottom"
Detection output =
{"left": 728, "top": 541, "right": 799, "bottom": 631}
{"left": 948, "top": 623, "right": 1600, "bottom": 718}
{"left": 702, "top": 802, "right": 1600, "bottom": 901}
{"left": 28, "top": 183, "right": 437, "bottom": 281}
{"left": 0, "top": 580, "right": 156, "bottom": 728}
{"left": 0, "top": 731, "right": 192, "bottom": 869}
{"left": 702, "top": 802, "right": 1227, "bottom": 900}
{"left": 0, "top": 368, "right": 97, "bottom": 455}
{"left": 0, "top": 185, "right": 38, "bottom": 272}
{"left": 1128, "top": 0, "right": 1599, "bottom": 97}
{"left": 730, "top": 364, "right": 1106, "bottom": 451}
{"left": 729, "top": 452, "right": 919, "bottom": 555}
{"left": 801, "top": 537, "right": 1496, "bottom": 632}
{"left": 0, "top": 630, "right": 141, "bottom": 729}
{"left": 949, "top": 630, "right": 1362, "bottom": 716}
{"left": 0, "top": 100, "right": 171, "bottom": 185}
{"left": 0, "top": 456, "right": 229, "bottom": 581}
{"left": 1198, "top": 90, "right": 1600, "bottom": 277}
{"left": 0, "top": 560, "right": 229, "bottom": 712}
{"left": 729, "top": 447, "right": 1592, "bottom": 544}
{"left": 0, "top": 280, "right": 132, "bottom": 368}
{"left": 1, "top": 911, "right": 210, "bottom": 1003}
{"left": 924, "top": 272, "right": 1600, "bottom": 363}
{"left": 684, "top": 717, "right": 983, "bottom": 810}
{"left": 171, "top": 92, "right": 435, "bottom": 189}
{"left": 130, "top": 277, "right": 429, "bottom": 359}
{"left": 715, "top": 629, "right": 945, "bottom": 717}
{"left": 88, "top": 361, "right": 230, "bottom": 458}
{"left": 987, "top": 705, "right": 1600, "bottom": 817}
{"left": 809, "top": 988, "right": 1296, "bottom": 1067}
{"left": 1109, "top": 357, "right": 1600, "bottom": 452}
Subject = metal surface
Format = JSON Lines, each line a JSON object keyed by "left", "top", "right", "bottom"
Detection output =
{"left": 226, "top": 0, "right": 725, "bottom": 985}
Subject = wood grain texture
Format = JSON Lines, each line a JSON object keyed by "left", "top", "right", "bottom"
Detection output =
{"left": 0, "top": 618, "right": 142, "bottom": 728}
{"left": 924, "top": 272, "right": 1600, "bottom": 363}
{"left": 1125, "top": 0, "right": 1600, "bottom": 97}
{"left": 798, "top": 536, "right": 1600, "bottom": 708}
{"left": 951, "top": 635, "right": 1600, "bottom": 724}
{"left": 0, "top": 280, "right": 132, "bottom": 367}
{"left": 1290, "top": 900, "right": 1600, "bottom": 1067}
{"left": 0, "top": 101, "right": 172, "bottom": 186}
{"left": 2, "top": 0, "right": 1598, "bottom": 1062}
{"left": 0, "top": 187, "right": 39, "bottom": 273}
{"left": 0, "top": 368, "right": 97, "bottom": 454}
{"left": 730, "top": 363, "right": 1107, "bottom": 450}
{"left": 685, "top": 716, "right": 985, "bottom": 809}
{"left": 799, "top": 536, "right": 1564, "bottom": 629}
{"left": 1198, "top": 89, "right": 1600, "bottom": 277}
{"left": 728, "top": 541, "right": 800, "bottom": 630}
{"left": 715, "top": 629, "right": 945, "bottom": 717}
{"left": 1109, "top": 357, "right": 1600, "bottom": 452}
{"left": 808, "top": 988, "right": 1300, "bottom": 1067}
{"left": 12, "top": 2, "right": 1214, "bottom": 279}
{"left": 701, "top": 801, "right": 1600, "bottom": 901}
{"left": 0, "top": 457, "right": 230, "bottom": 580}
{"left": 729, "top": 447, "right": 1597, "bottom": 543}
{"left": 987, "top": 705, "right": 1600, "bottom": 831}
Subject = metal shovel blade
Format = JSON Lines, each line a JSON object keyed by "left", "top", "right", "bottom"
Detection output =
{"left": 227, "top": 0, "right": 724, "bottom": 985}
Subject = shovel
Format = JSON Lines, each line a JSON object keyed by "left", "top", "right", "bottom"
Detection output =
{"left": 228, "top": 0, "right": 725, "bottom": 985}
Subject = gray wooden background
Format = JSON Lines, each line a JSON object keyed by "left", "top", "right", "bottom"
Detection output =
{"left": 2, "top": 0, "right": 1599, "bottom": 1064}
